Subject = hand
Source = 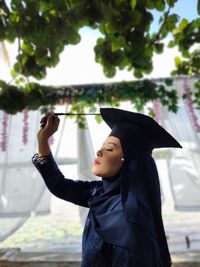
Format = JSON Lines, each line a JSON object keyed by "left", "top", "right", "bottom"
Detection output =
{"left": 37, "top": 114, "right": 60, "bottom": 142}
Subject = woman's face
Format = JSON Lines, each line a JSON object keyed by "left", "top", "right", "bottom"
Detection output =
{"left": 92, "top": 136, "right": 124, "bottom": 178}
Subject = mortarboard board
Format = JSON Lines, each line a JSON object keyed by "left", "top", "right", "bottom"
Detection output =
{"left": 100, "top": 108, "right": 182, "bottom": 158}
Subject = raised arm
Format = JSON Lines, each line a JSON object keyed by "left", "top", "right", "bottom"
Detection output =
{"left": 33, "top": 114, "right": 100, "bottom": 207}
{"left": 32, "top": 153, "right": 99, "bottom": 207}
{"left": 37, "top": 114, "right": 58, "bottom": 157}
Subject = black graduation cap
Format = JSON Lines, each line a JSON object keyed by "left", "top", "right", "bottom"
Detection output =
{"left": 100, "top": 108, "right": 182, "bottom": 158}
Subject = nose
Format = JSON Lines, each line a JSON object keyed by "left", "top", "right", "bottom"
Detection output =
{"left": 96, "top": 149, "right": 102, "bottom": 157}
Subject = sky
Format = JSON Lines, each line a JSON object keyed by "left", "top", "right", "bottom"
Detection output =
{"left": 169, "top": 0, "right": 198, "bottom": 21}
{"left": 151, "top": 0, "right": 198, "bottom": 31}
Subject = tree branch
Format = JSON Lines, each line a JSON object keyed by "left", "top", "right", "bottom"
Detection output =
{"left": 150, "top": 0, "right": 173, "bottom": 45}
{"left": 17, "top": 0, "right": 22, "bottom": 74}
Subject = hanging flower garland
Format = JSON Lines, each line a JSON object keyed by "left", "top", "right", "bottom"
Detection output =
{"left": 153, "top": 99, "right": 161, "bottom": 124}
{"left": 22, "top": 108, "right": 29, "bottom": 145}
{"left": 0, "top": 78, "right": 179, "bottom": 115}
{"left": 183, "top": 78, "right": 200, "bottom": 133}
{"left": 0, "top": 112, "right": 9, "bottom": 152}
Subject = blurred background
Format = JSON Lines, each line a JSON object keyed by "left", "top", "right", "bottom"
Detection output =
{"left": 0, "top": 0, "right": 200, "bottom": 266}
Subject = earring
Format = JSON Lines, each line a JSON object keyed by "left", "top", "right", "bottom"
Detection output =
{"left": 121, "top": 158, "right": 125, "bottom": 161}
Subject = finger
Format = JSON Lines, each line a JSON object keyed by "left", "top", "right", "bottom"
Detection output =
{"left": 40, "top": 112, "right": 52, "bottom": 123}
{"left": 40, "top": 119, "right": 47, "bottom": 128}
{"left": 40, "top": 114, "right": 50, "bottom": 128}
{"left": 46, "top": 115, "right": 53, "bottom": 125}
{"left": 51, "top": 116, "right": 60, "bottom": 130}
{"left": 40, "top": 118, "right": 47, "bottom": 126}
{"left": 52, "top": 115, "right": 60, "bottom": 124}
{"left": 40, "top": 116, "right": 47, "bottom": 122}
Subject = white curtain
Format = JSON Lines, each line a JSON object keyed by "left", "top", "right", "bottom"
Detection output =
{"left": 77, "top": 119, "right": 99, "bottom": 225}
{"left": 0, "top": 76, "right": 200, "bottom": 243}
{"left": 0, "top": 110, "right": 52, "bottom": 241}
{"left": 157, "top": 76, "right": 200, "bottom": 211}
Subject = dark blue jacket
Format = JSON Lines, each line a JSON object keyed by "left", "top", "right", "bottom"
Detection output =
{"left": 32, "top": 153, "right": 168, "bottom": 267}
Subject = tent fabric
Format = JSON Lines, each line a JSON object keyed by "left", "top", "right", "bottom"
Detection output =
{"left": 0, "top": 110, "right": 52, "bottom": 241}
{"left": 77, "top": 119, "right": 99, "bottom": 225}
{"left": 158, "top": 77, "right": 200, "bottom": 211}
{"left": 0, "top": 76, "right": 200, "bottom": 242}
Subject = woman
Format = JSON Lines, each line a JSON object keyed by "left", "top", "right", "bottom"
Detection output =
{"left": 32, "top": 107, "right": 182, "bottom": 267}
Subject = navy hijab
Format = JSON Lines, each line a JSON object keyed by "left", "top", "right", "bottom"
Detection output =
{"left": 89, "top": 108, "right": 182, "bottom": 266}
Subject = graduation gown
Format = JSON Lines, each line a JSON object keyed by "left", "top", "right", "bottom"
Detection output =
{"left": 32, "top": 153, "right": 169, "bottom": 267}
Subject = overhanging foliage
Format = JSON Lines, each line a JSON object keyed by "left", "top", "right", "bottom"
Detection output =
{"left": 0, "top": 77, "right": 187, "bottom": 114}
{"left": 0, "top": 0, "right": 200, "bottom": 114}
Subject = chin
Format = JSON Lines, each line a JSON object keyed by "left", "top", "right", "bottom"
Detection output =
{"left": 92, "top": 167, "right": 103, "bottom": 177}
{"left": 92, "top": 170, "right": 101, "bottom": 177}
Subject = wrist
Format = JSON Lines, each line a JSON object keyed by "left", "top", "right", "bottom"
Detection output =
{"left": 38, "top": 145, "right": 51, "bottom": 157}
{"left": 38, "top": 151, "right": 51, "bottom": 157}
{"left": 38, "top": 135, "right": 49, "bottom": 143}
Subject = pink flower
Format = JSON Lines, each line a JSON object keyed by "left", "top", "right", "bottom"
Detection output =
{"left": 22, "top": 109, "right": 29, "bottom": 145}
{"left": 183, "top": 78, "right": 200, "bottom": 133}
{"left": 1, "top": 112, "right": 9, "bottom": 152}
{"left": 153, "top": 99, "right": 160, "bottom": 123}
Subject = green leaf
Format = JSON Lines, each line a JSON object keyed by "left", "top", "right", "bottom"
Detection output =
{"left": 172, "top": 28, "right": 180, "bottom": 35}
{"left": 13, "top": 62, "right": 21, "bottom": 73}
{"left": 67, "top": 29, "right": 81, "bottom": 45}
{"left": 103, "top": 66, "right": 116, "bottom": 78}
{"left": 131, "top": 10, "right": 141, "bottom": 25}
{"left": 182, "top": 50, "right": 190, "bottom": 58}
{"left": 130, "top": 0, "right": 137, "bottom": 9}
{"left": 134, "top": 69, "right": 143, "bottom": 78}
{"left": 49, "top": 9, "right": 57, "bottom": 16}
{"left": 166, "top": 0, "right": 178, "bottom": 7}
{"left": 194, "top": 18, "right": 200, "bottom": 27}
{"left": 164, "top": 79, "right": 173, "bottom": 86}
{"left": 168, "top": 40, "right": 175, "bottom": 48}
{"left": 154, "top": 43, "right": 164, "bottom": 54}
{"left": 95, "top": 114, "right": 103, "bottom": 124}
{"left": 146, "top": 0, "right": 155, "bottom": 9}
{"left": 40, "top": 1, "right": 52, "bottom": 12}
{"left": 175, "top": 56, "right": 182, "bottom": 67}
{"left": 179, "top": 18, "right": 188, "bottom": 31}
{"left": 0, "top": 79, "right": 7, "bottom": 89}
{"left": 115, "top": 0, "right": 124, "bottom": 4}
{"left": 198, "top": 0, "right": 200, "bottom": 15}
{"left": 106, "top": 23, "right": 117, "bottom": 33}
{"left": 111, "top": 36, "right": 125, "bottom": 52}
{"left": 155, "top": 0, "right": 165, "bottom": 11}
{"left": 10, "top": 68, "right": 18, "bottom": 78}
{"left": 21, "top": 42, "right": 34, "bottom": 55}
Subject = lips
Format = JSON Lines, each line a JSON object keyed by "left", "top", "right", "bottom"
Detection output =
{"left": 94, "top": 159, "right": 100, "bottom": 165}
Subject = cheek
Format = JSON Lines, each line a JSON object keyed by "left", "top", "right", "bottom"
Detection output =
{"left": 104, "top": 155, "right": 120, "bottom": 165}
{"left": 92, "top": 157, "right": 120, "bottom": 176}
{"left": 103, "top": 155, "right": 122, "bottom": 173}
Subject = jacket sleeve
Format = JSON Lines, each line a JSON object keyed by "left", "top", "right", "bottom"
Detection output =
{"left": 32, "top": 153, "right": 99, "bottom": 208}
